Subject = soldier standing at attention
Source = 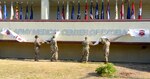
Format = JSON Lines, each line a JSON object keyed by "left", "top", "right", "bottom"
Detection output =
{"left": 34, "top": 35, "right": 41, "bottom": 61}
{"left": 47, "top": 36, "right": 58, "bottom": 61}
{"left": 80, "top": 37, "right": 93, "bottom": 63}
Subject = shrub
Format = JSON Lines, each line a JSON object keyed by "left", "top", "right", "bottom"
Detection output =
{"left": 95, "top": 63, "right": 117, "bottom": 77}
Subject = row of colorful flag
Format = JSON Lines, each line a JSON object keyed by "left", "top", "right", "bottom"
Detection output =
{"left": 0, "top": 2, "right": 33, "bottom": 20}
{"left": 57, "top": 0, "right": 142, "bottom": 20}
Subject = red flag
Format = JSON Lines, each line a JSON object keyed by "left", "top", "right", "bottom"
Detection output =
{"left": 85, "top": 0, "right": 88, "bottom": 20}
{"left": 138, "top": 0, "right": 142, "bottom": 19}
{"left": 131, "top": 1, "right": 135, "bottom": 19}
{"left": 120, "top": 0, "right": 124, "bottom": 19}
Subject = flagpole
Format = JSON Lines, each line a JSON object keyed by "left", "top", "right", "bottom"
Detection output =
{"left": 77, "top": 1, "right": 81, "bottom": 19}
{"left": 3, "top": 1, "right": 7, "bottom": 20}
{"left": 138, "top": 0, "right": 142, "bottom": 19}
{"left": 71, "top": 1, "right": 75, "bottom": 20}
{"left": 120, "top": 0, "right": 124, "bottom": 19}
{"left": 90, "top": 0, "right": 93, "bottom": 19}
{"left": 57, "top": 1, "right": 60, "bottom": 20}
{"left": 101, "top": 0, "right": 104, "bottom": 19}
{"left": 0, "top": 1, "right": 3, "bottom": 20}
{"left": 106, "top": 0, "right": 110, "bottom": 20}
{"left": 95, "top": 0, "right": 99, "bottom": 19}
{"left": 20, "top": 2, "right": 23, "bottom": 20}
{"left": 131, "top": 1, "right": 135, "bottom": 19}
{"left": 30, "top": 2, "right": 34, "bottom": 20}
{"left": 127, "top": 0, "right": 131, "bottom": 19}
{"left": 61, "top": 1, "right": 65, "bottom": 20}
{"left": 85, "top": 0, "right": 88, "bottom": 20}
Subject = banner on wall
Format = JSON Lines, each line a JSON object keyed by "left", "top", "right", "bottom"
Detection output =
{"left": 1, "top": 28, "right": 26, "bottom": 42}
{"left": 128, "top": 29, "right": 150, "bottom": 37}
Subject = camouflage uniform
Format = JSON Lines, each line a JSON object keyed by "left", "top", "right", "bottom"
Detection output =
{"left": 34, "top": 35, "right": 41, "bottom": 61}
{"left": 80, "top": 37, "right": 93, "bottom": 62}
{"left": 101, "top": 38, "right": 110, "bottom": 63}
{"left": 49, "top": 36, "right": 58, "bottom": 61}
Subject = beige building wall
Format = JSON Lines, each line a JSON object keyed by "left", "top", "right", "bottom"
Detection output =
{"left": 0, "top": 42, "right": 150, "bottom": 63}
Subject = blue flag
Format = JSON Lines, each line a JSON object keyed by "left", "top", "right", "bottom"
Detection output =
{"left": 3, "top": 3, "right": 7, "bottom": 20}
{"left": 25, "top": 4, "right": 29, "bottom": 19}
{"left": 127, "top": 1, "right": 131, "bottom": 19}
{"left": 95, "top": 1, "right": 99, "bottom": 19}
{"left": 30, "top": 4, "right": 33, "bottom": 19}
{"left": 20, "top": 4, "right": 23, "bottom": 20}
{"left": 57, "top": 1, "right": 60, "bottom": 20}
{"left": 71, "top": 2, "right": 75, "bottom": 20}
{"left": 101, "top": 0, "right": 104, "bottom": 19}
{"left": 77, "top": 1, "right": 81, "bottom": 19}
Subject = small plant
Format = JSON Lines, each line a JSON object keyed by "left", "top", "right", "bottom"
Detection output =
{"left": 95, "top": 63, "right": 117, "bottom": 77}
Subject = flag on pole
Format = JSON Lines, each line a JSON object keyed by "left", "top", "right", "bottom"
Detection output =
{"left": 3, "top": 2, "right": 7, "bottom": 20}
{"left": 95, "top": 0, "right": 99, "bottom": 19}
{"left": 10, "top": 2, "right": 14, "bottom": 20}
{"left": 71, "top": 1, "right": 75, "bottom": 20}
{"left": 1, "top": 28, "right": 27, "bottom": 42}
{"left": 15, "top": 2, "right": 19, "bottom": 20}
{"left": 77, "top": 1, "right": 81, "bottom": 19}
{"left": 57, "top": 1, "right": 60, "bottom": 20}
{"left": 90, "top": 0, "right": 93, "bottom": 19}
{"left": 128, "top": 29, "right": 150, "bottom": 37}
{"left": 25, "top": 2, "right": 29, "bottom": 19}
{"left": 61, "top": 1, "right": 65, "bottom": 20}
{"left": 138, "top": 0, "right": 142, "bottom": 19}
{"left": 20, "top": 2, "right": 23, "bottom": 20}
{"left": 127, "top": 0, "right": 131, "bottom": 19}
{"left": 131, "top": 1, "right": 135, "bottom": 19}
{"left": 65, "top": 1, "right": 69, "bottom": 20}
{"left": 101, "top": 0, "right": 104, "bottom": 19}
{"left": 115, "top": 0, "right": 118, "bottom": 20}
{"left": 120, "top": 0, "right": 124, "bottom": 19}
{"left": 106, "top": 0, "right": 110, "bottom": 20}
{"left": 30, "top": 3, "right": 33, "bottom": 19}
{"left": 0, "top": 2, "right": 3, "bottom": 20}
{"left": 85, "top": 0, "right": 88, "bottom": 20}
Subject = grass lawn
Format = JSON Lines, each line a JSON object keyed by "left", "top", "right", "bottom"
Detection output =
{"left": 0, "top": 59, "right": 149, "bottom": 79}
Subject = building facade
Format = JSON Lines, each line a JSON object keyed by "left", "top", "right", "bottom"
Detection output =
{"left": 0, "top": 0, "right": 150, "bottom": 63}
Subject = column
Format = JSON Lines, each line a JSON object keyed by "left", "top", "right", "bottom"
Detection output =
{"left": 65, "top": 1, "right": 69, "bottom": 20}
{"left": 41, "top": 0, "right": 49, "bottom": 20}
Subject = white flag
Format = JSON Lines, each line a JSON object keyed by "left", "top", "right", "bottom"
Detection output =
{"left": 115, "top": 0, "right": 118, "bottom": 20}
{"left": 55, "top": 31, "right": 60, "bottom": 38}
{"left": 0, "top": 4, "right": 2, "bottom": 20}
{"left": 1, "top": 28, "right": 26, "bottom": 42}
{"left": 128, "top": 29, "right": 150, "bottom": 37}
{"left": 93, "top": 37, "right": 100, "bottom": 45}
{"left": 10, "top": 2, "right": 14, "bottom": 20}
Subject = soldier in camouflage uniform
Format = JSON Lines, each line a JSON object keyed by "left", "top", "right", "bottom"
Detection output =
{"left": 47, "top": 36, "right": 58, "bottom": 61}
{"left": 80, "top": 37, "right": 93, "bottom": 63}
{"left": 101, "top": 38, "right": 110, "bottom": 64}
{"left": 100, "top": 34, "right": 128, "bottom": 63}
{"left": 34, "top": 35, "right": 41, "bottom": 61}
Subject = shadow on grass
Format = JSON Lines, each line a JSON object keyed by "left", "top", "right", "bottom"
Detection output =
{"left": 80, "top": 72, "right": 99, "bottom": 79}
{"left": 115, "top": 63, "right": 150, "bottom": 72}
